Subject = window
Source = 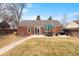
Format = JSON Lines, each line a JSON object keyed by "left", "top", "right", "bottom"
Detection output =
{"left": 27, "top": 27, "right": 31, "bottom": 33}
{"left": 44, "top": 27, "right": 50, "bottom": 32}
{"left": 44, "top": 24, "right": 53, "bottom": 32}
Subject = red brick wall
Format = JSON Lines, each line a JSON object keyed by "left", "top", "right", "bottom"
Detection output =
{"left": 18, "top": 26, "right": 62, "bottom": 36}
{"left": 40, "top": 26, "right": 62, "bottom": 34}
{"left": 18, "top": 26, "right": 37, "bottom": 36}
{"left": 18, "top": 26, "right": 27, "bottom": 36}
{"left": 51, "top": 27, "right": 62, "bottom": 33}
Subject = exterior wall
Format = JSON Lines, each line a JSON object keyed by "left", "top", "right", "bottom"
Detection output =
{"left": 70, "top": 29, "right": 79, "bottom": 37}
{"left": 18, "top": 26, "right": 38, "bottom": 36}
{"left": 18, "top": 26, "right": 40, "bottom": 36}
{"left": 18, "top": 26, "right": 62, "bottom": 36}
{"left": 18, "top": 26, "right": 27, "bottom": 36}
{"left": 66, "top": 21, "right": 79, "bottom": 37}
{"left": 72, "top": 31, "right": 79, "bottom": 37}
{"left": 51, "top": 26, "right": 62, "bottom": 33}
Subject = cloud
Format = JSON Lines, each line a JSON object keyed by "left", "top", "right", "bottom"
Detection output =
{"left": 52, "top": 12, "right": 79, "bottom": 21}
{"left": 22, "top": 8, "right": 28, "bottom": 14}
{"left": 21, "top": 15, "right": 36, "bottom": 20}
{"left": 27, "top": 3, "right": 32, "bottom": 8}
{"left": 23, "top": 3, "right": 32, "bottom": 13}
{"left": 21, "top": 3, "right": 32, "bottom": 19}
{"left": 68, "top": 12, "right": 79, "bottom": 17}
{"left": 22, "top": 15, "right": 46, "bottom": 20}
{"left": 52, "top": 12, "right": 79, "bottom": 23}
{"left": 65, "top": 12, "right": 79, "bottom": 21}
{"left": 24, "top": 16, "right": 36, "bottom": 20}
{"left": 22, "top": 3, "right": 79, "bottom": 23}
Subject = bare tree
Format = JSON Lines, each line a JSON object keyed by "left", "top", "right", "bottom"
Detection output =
{"left": 0, "top": 3, "right": 25, "bottom": 29}
{"left": 0, "top": 4, "right": 9, "bottom": 21}
{"left": 7, "top": 3, "right": 25, "bottom": 29}
{"left": 76, "top": 14, "right": 79, "bottom": 20}
{"left": 62, "top": 14, "right": 67, "bottom": 26}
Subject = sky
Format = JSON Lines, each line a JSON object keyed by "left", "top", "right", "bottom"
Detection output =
{"left": 22, "top": 3, "right": 79, "bottom": 23}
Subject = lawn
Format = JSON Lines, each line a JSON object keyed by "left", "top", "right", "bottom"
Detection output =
{"left": 2, "top": 36, "right": 79, "bottom": 56}
{"left": 0, "top": 34, "right": 23, "bottom": 48}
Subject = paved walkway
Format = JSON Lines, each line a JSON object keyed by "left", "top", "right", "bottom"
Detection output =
{"left": 58, "top": 35, "right": 69, "bottom": 37}
{"left": 0, "top": 35, "right": 45, "bottom": 55}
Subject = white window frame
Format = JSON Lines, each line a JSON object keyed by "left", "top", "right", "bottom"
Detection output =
{"left": 27, "top": 27, "right": 31, "bottom": 33}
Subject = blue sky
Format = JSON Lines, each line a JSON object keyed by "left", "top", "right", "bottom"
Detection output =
{"left": 22, "top": 3, "right": 79, "bottom": 22}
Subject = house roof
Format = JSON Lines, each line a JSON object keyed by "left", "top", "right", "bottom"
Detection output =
{"left": 0, "top": 21, "right": 10, "bottom": 29}
{"left": 66, "top": 20, "right": 79, "bottom": 29}
{"left": 74, "top": 20, "right": 79, "bottom": 24}
{"left": 19, "top": 20, "right": 62, "bottom": 27}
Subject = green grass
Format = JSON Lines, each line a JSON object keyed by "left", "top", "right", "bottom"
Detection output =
{"left": 2, "top": 36, "right": 79, "bottom": 56}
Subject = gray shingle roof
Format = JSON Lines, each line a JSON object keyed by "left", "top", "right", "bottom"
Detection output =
{"left": 19, "top": 20, "right": 62, "bottom": 27}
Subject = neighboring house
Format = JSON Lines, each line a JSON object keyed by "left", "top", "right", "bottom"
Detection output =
{"left": 0, "top": 21, "right": 17, "bottom": 34}
{"left": 0, "top": 21, "right": 10, "bottom": 29}
{"left": 18, "top": 20, "right": 62, "bottom": 36}
{"left": 66, "top": 20, "right": 79, "bottom": 37}
{"left": 66, "top": 20, "right": 79, "bottom": 29}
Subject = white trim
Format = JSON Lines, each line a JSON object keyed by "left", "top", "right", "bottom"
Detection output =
{"left": 27, "top": 27, "right": 31, "bottom": 33}
{"left": 39, "top": 27, "right": 41, "bottom": 34}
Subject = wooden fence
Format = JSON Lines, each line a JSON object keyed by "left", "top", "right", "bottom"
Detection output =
{"left": 0, "top": 29, "right": 17, "bottom": 34}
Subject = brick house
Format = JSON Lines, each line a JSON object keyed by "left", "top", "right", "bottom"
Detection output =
{"left": 18, "top": 20, "right": 62, "bottom": 36}
{"left": 66, "top": 20, "right": 79, "bottom": 37}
